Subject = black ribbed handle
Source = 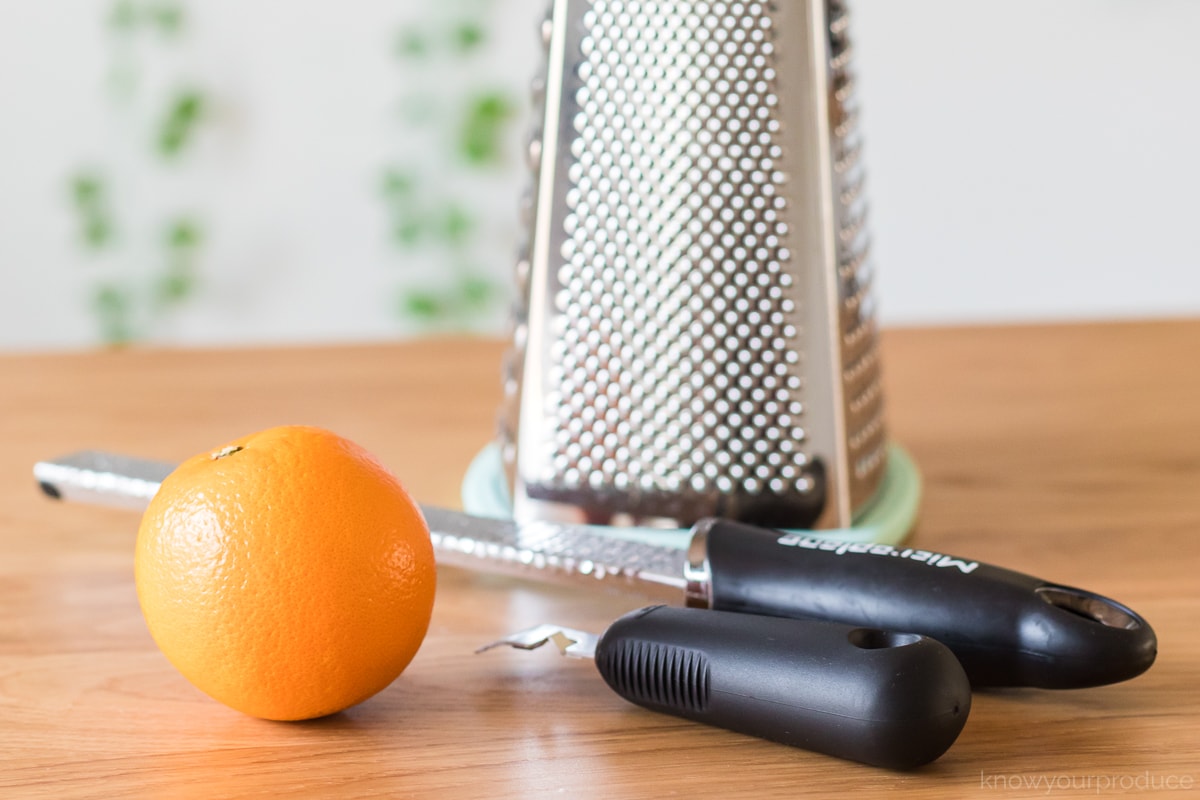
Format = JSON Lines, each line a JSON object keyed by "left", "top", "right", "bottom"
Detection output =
{"left": 594, "top": 606, "right": 971, "bottom": 770}
{"left": 599, "top": 637, "right": 711, "bottom": 714}
{"left": 696, "top": 519, "right": 1158, "bottom": 688}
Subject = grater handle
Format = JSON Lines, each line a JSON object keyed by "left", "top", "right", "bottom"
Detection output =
{"left": 594, "top": 606, "right": 970, "bottom": 770}
{"left": 690, "top": 519, "right": 1158, "bottom": 689}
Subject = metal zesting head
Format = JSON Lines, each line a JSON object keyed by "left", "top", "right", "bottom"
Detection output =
{"left": 501, "top": 0, "right": 886, "bottom": 530}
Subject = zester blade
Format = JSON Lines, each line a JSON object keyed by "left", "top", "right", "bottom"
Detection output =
{"left": 33, "top": 452, "right": 689, "bottom": 600}
{"left": 501, "top": 0, "right": 887, "bottom": 530}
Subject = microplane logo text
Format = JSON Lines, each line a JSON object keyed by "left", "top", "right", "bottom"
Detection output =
{"left": 775, "top": 534, "right": 980, "bottom": 574}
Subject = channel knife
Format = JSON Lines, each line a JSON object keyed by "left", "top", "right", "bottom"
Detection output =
{"left": 35, "top": 451, "right": 1157, "bottom": 689}
{"left": 479, "top": 606, "right": 971, "bottom": 770}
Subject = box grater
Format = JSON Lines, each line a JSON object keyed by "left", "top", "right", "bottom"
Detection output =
{"left": 500, "top": 0, "right": 885, "bottom": 530}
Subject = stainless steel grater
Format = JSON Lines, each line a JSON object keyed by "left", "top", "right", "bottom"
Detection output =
{"left": 501, "top": 0, "right": 885, "bottom": 530}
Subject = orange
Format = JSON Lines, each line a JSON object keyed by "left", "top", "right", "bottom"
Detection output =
{"left": 134, "top": 425, "right": 436, "bottom": 720}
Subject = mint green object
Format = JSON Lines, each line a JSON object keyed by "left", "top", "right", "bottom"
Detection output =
{"left": 462, "top": 443, "right": 922, "bottom": 549}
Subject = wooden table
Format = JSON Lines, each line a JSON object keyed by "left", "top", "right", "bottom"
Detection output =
{"left": 3, "top": 321, "right": 1198, "bottom": 798}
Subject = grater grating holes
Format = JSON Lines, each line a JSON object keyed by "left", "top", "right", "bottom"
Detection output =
{"left": 827, "top": 0, "right": 887, "bottom": 507}
{"left": 545, "top": 0, "right": 818, "bottom": 506}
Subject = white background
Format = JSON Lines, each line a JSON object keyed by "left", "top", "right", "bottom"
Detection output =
{"left": 1, "top": 0, "right": 1198, "bottom": 351}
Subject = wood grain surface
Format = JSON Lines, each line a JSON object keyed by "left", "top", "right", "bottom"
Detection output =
{"left": 2, "top": 321, "right": 1198, "bottom": 799}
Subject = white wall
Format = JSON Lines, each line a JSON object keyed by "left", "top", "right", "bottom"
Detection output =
{"left": 1, "top": 1, "right": 1198, "bottom": 350}
{"left": 855, "top": 1, "right": 1200, "bottom": 325}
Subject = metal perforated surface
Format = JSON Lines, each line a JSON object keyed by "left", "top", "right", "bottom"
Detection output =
{"left": 549, "top": 1, "right": 816, "bottom": 510}
{"left": 827, "top": 0, "right": 887, "bottom": 508}
{"left": 506, "top": 0, "right": 885, "bottom": 528}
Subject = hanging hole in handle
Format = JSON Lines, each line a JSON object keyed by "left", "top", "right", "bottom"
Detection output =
{"left": 847, "top": 629, "right": 923, "bottom": 649}
{"left": 1036, "top": 586, "right": 1143, "bottom": 630}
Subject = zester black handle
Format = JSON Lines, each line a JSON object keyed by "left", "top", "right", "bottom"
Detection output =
{"left": 692, "top": 519, "right": 1158, "bottom": 688}
{"left": 594, "top": 606, "right": 970, "bottom": 770}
